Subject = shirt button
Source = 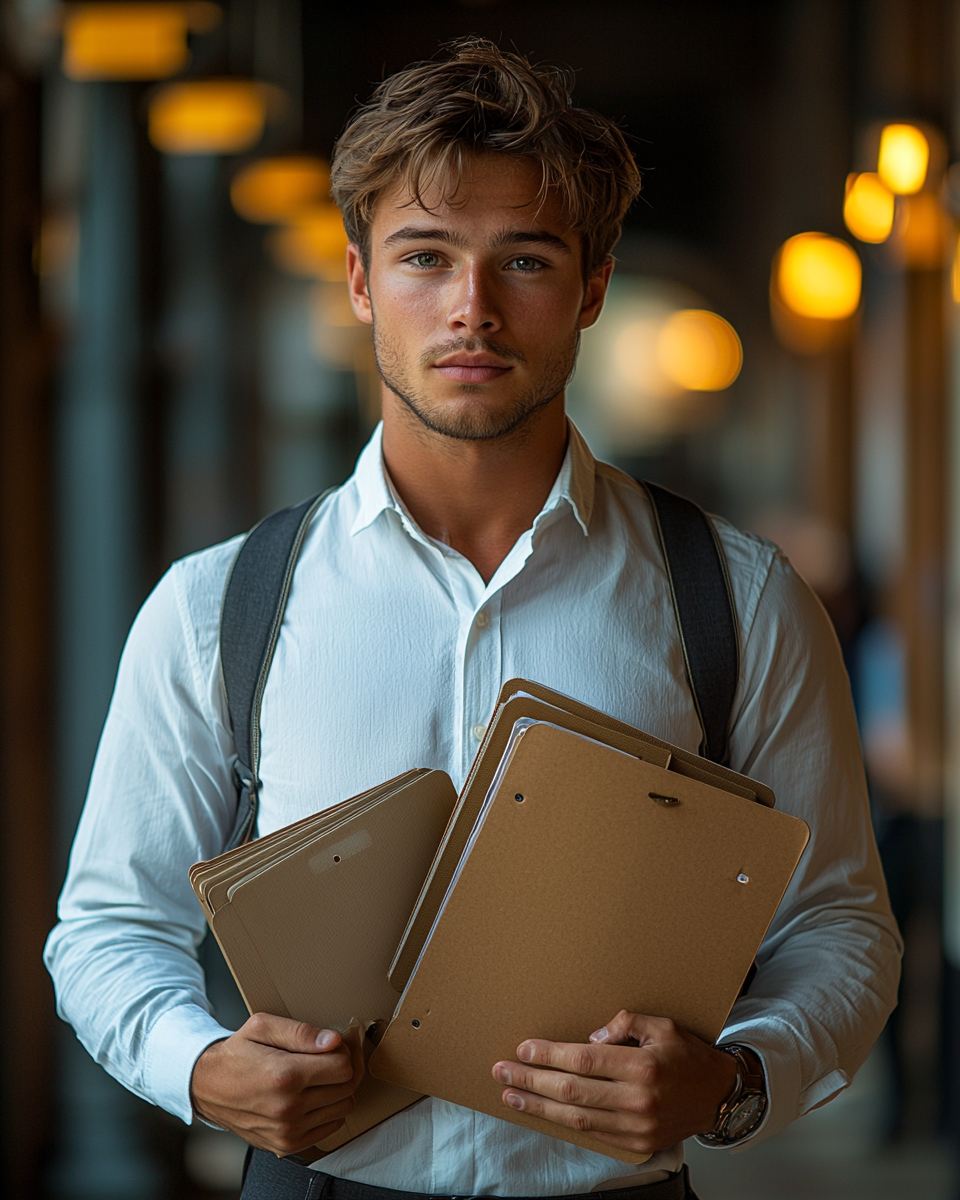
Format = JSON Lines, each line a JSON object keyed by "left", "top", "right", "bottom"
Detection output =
{"left": 472, "top": 724, "right": 485, "bottom": 742}
{"left": 475, "top": 610, "right": 490, "bottom": 629}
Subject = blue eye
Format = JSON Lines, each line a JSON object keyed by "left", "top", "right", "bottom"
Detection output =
{"left": 510, "top": 257, "right": 544, "bottom": 272}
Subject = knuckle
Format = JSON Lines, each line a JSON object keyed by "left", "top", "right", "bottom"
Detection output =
{"left": 292, "top": 1021, "right": 315, "bottom": 1045}
{"left": 556, "top": 1077, "right": 582, "bottom": 1105}
{"left": 570, "top": 1110, "right": 594, "bottom": 1133}
{"left": 272, "top": 1128, "right": 302, "bottom": 1155}
{"left": 246, "top": 1012, "right": 270, "bottom": 1037}
{"left": 270, "top": 1065, "right": 300, "bottom": 1094}
{"left": 570, "top": 1048, "right": 595, "bottom": 1076}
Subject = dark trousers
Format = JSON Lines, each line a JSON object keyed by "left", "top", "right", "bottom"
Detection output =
{"left": 240, "top": 1149, "right": 701, "bottom": 1200}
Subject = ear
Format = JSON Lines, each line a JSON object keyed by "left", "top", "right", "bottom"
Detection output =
{"left": 578, "top": 257, "right": 615, "bottom": 331}
{"left": 347, "top": 244, "right": 373, "bottom": 325}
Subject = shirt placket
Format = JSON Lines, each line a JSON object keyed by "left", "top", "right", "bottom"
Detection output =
{"left": 436, "top": 553, "right": 503, "bottom": 785}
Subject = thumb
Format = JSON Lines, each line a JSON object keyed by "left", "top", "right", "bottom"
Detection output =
{"left": 243, "top": 1012, "right": 343, "bottom": 1054}
{"left": 589, "top": 1009, "right": 677, "bottom": 1047}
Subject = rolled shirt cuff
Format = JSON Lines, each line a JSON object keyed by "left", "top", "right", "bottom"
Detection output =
{"left": 142, "top": 1003, "right": 233, "bottom": 1124}
{"left": 694, "top": 1016, "right": 847, "bottom": 1151}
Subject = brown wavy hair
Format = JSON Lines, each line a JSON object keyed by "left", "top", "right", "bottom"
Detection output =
{"left": 330, "top": 37, "right": 641, "bottom": 276}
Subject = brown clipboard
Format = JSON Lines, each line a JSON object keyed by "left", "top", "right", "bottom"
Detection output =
{"left": 388, "top": 678, "right": 775, "bottom": 993}
{"left": 370, "top": 722, "right": 808, "bottom": 1164}
{"left": 189, "top": 768, "right": 457, "bottom": 1156}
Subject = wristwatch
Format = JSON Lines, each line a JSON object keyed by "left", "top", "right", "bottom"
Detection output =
{"left": 700, "top": 1043, "right": 768, "bottom": 1145}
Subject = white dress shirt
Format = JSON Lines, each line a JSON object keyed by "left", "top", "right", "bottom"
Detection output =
{"left": 45, "top": 420, "right": 901, "bottom": 1196}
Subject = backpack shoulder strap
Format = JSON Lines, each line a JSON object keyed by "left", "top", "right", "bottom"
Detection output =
{"left": 218, "top": 490, "right": 328, "bottom": 848}
{"left": 640, "top": 481, "right": 740, "bottom": 765}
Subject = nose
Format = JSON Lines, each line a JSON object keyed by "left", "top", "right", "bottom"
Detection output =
{"left": 446, "top": 262, "right": 503, "bottom": 335}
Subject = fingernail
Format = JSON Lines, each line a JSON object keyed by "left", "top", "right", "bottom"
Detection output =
{"left": 589, "top": 1027, "right": 610, "bottom": 1043}
{"left": 316, "top": 1030, "right": 338, "bottom": 1050}
{"left": 517, "top": 1042, "right": 534, "bottom": 1062}
{"left": 494, "top": 1065, "right": 512, "bottom": 1085}
{"left": 505, "top": 1092, "right": 525, "bottom": 1110}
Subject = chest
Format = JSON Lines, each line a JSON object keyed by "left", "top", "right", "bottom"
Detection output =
{"left": 254, "top": 531, "right": 701, "bottom": 835}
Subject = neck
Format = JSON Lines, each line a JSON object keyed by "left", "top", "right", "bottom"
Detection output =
{"left": 380, "top": 389, "right": 569, "bottom": 584}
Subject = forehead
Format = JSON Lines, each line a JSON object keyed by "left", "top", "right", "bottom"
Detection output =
{"left": 370, "top": 154, "right": 572, "bottom": 238}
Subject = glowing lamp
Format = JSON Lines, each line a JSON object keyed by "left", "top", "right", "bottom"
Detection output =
{"left": 656, "top": 309, "right": 742, "bottom": 391}
{"left": 894, "top": 193, "right": 951, "bottom": 269}
{"left": 878, "top": 124, "right": 929, "bottom": 195}
{"left": 148, "top": 80, "right": 278, "bottom": 155}
{"left": 267, "top": 205, "right": 349, "bottom": 280}
{"left": 843, "top": 173, "right": 895, "bottom": 243}
{"left": 777, "top": 233, "right": 861, "bottom": 320}
{"left": 62, "top": 3, "right": 221, "bottom": 81}
{"left": 231, "top": 157, "right": 330, "bottom": 223}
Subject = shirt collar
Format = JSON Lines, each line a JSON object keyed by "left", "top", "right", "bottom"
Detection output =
{"left": 348, "top": 418, "right": 596, "bottom": 538}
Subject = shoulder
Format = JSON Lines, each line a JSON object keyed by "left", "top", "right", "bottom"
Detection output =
{"left": 593, "top": 462, "right": 781, "bottom": 636}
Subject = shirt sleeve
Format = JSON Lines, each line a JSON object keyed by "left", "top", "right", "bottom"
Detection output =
{"left": 698, "top": 547, "right": 902, "bottom": 1150}
{"left": 44, "top": 558, "right": 240, "bottom": 1123}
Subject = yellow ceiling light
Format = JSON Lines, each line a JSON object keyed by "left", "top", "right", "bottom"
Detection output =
{"left": 656, "top": 309, "right": 742, "bottom": 391}
{"left": 878, "top": 123, "right": 930, "bottom": 195}
{"left": 231, "top": 157, "right": 331, "bottom": 223}
{"left": 148, "top": 80, "right": 281, "bottom": 155}
{"left": 843, "top": 172, "right": 895, "bottom": 243}
{"left": 62, "top": 3, "right": 221, "bottom": 81}
{"left": 267, "top": 205, "right": 349, "bottom": 280}
{"left": 777, "top": 233, "right": 861, "bottom": 320}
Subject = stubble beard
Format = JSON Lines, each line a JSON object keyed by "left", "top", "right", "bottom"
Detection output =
{"left": 373, "top": 324, "right": 581, "bottom": 442}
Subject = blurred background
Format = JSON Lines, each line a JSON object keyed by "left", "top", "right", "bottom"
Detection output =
{"left": 2, "top": 0, "right": 960, "bottom": 1196}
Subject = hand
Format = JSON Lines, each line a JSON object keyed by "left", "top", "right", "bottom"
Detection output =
{"left": 191, "top": 1013, "right": 364, "bottom": 1156}
{"left": 491, "top": 1009, "right": 739, "bottom": 1156}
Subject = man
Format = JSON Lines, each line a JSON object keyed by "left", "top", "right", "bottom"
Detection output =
{"left": 46, "top": 37, "right": 900, "bottom": 1200}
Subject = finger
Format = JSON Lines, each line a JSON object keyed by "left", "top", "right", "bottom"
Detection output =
{"left": 261, "top": 1095, "right": 357, "bottom": 1157}
{"left": 283, "top": 1044, "right": 355, "bottom": 1089}
{"left": 513, "top": 1038, "right": 637, "bottom": 1082}
{"left": 295, "top": 1078, "right": 362, "bottom": 1113}
{"left": 499, "top": 1086, "right": 644, "bottom": 1140}
{"left": 244, "top": 1012, "right": 343, "bottom": 1055}
{"left": 492, "top": 1061, "right": 626, "bottom": 1110}
{"left": 588, "top": 1011, "right": 681, "bottom": 1048}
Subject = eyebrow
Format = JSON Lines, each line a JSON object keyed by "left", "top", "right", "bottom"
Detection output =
{"left": 381, "top": 226, "right": 572, "bottom": 254}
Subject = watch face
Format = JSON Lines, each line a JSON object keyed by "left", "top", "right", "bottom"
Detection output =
{"left": 726, "top": 1094, "right": 767, "bottom": 1140}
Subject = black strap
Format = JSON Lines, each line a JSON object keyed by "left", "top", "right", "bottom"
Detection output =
{"left": 218, "top": 480, "right": 740, "bottom": 849}
{"left": 641, "top": 481, "right": 740, "bottom": 765}
{"left": 219, "top": 490, "right": 327, "bottom": 848}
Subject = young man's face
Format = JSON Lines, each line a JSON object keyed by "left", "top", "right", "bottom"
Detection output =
{"left": 347, "top": 154, "right": 611, "bottom": 442}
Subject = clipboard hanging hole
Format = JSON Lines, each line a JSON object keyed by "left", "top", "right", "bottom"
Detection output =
{"left": 333, "top": 855, "right": 341, "bottom": 863}
{"left": 411, "top": 1019, "right": 420, "bottom": 1028}
{"left": 649, "top": 793, "right": 679, "bottom": 806}
{"left": 515, "top": 793, "right": 525, "bottom": 802}
{"left": 737, "top": 873, "right": 749, "bottom": 884}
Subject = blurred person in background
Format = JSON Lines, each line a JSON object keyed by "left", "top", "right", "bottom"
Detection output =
{"left": 45, "top": 38, "right": 901, "bottom": 1200}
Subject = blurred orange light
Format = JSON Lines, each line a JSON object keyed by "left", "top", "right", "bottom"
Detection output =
{"left": 895, "top": 193, "right": 951, "bottom": 269}
{"left": 656, "top": 309, "right": 742, "bottom": 391}
{"left": 777, "top": 233, "right": 861, "bottom": 320}
{"left": 878, "top": 124, "right": 929, "bottom": 195}
{"left": 953, "top": 235, "right": 960, "bottom": 302}
{"left": 267, "top": 205, "right": 349, "bottom": 280}
{"left": 149, "top": 80, "right": 275, "bottom": 155}
{"left": 62, "top": 3, "right": 221, "bottom": 81}
{"left": 231, "top": 157, "right": 330, "bottom": 223}
{"left": 843, "top": 172, "right": 894, "bottom": 243}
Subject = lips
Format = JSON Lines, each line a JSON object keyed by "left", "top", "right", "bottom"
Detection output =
{"left": 433, "top": 354, "right": 514, "bottom": 384}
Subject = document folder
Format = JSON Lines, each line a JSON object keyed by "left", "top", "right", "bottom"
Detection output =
{"left": 190, "top": 768, "right": 457, "bottom": 1155}
{"left": 389, "top": 678, "right": 775, "bottom": 993}
{"left": 370, "top": 720, "right": 809, "bottom": 1164}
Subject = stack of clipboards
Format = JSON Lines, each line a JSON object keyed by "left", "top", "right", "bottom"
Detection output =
{"left": 191, "top": 679, "right": 809, "bottom": 1165}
